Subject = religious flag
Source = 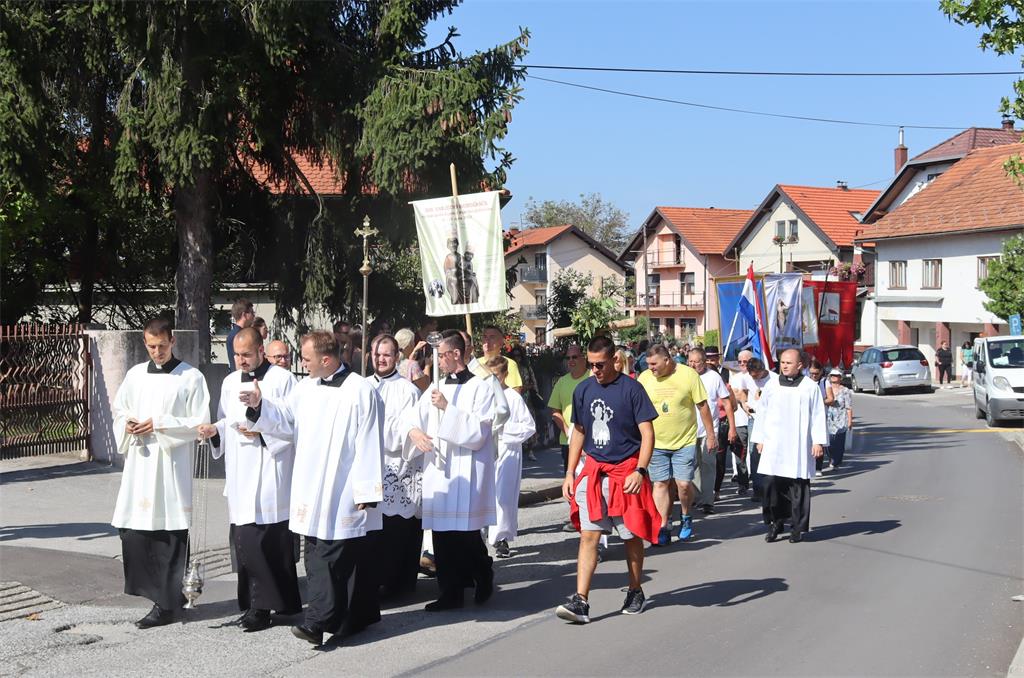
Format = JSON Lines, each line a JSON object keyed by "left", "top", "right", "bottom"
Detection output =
{"left": 723, "top": 264, "right": 774, "bottom": 368}
{"left": 411, "top": 191, "right": 509, "bottom": 316}
{"left": 764, "top": 273, "right": 804, "bottom": 355}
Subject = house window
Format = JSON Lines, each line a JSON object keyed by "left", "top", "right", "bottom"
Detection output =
{"left": 535, "top": 290, "right": 546, "bottom": 307}
{"left": 534, "top": 252, "right": 546, "bottom": 270}
{"left": 673, "top": 234, "right": 682, "bottom": 264}
{"left": 978, "top": 256, "right": 999, "bottom": 284}
{"left": 679, "top": 272, "right": 695, "bottom": 296}
{"left": 922, "top": 259, "right": 942, "bottom": 289}
{"left": 889, "top": 260, "right": 907, "bottom": 289}
{"left": 680, "top": 318, "right": 698, "bottom": 337}
{"left": 788, "top": 220, "right": 798, "bottom": 239}
{"left": 535, "top": 327, "right": 546, "bottom": 345}
{"left": 775, "top": 220, "right": 786, "bottom": 239}
{"left": 926, "top": 172, "right": 943, "bottom": 182}
{"left": 665, "top": 318, "right": 676, "bottom": 337}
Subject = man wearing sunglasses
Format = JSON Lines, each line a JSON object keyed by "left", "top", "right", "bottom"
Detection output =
{"left": 556, "top": 336, "right": 660, "bottom": 623}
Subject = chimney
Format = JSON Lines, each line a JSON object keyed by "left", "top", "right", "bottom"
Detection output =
{"left": 894, "top": 126, "right": 908, "bottom": 175}
{"left": 836, "top": 180, "right": 848, "bottom": 190}
{"left": 1002, "top": 115, "right": 1016, "bottom": 131}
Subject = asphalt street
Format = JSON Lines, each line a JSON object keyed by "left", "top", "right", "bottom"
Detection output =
{"left": 0, "top": 386, "right": 1021, "bottom": 677}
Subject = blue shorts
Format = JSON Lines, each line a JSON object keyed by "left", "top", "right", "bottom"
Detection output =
{"left": 649, "top": 444, "right": 697, "bottom": 482}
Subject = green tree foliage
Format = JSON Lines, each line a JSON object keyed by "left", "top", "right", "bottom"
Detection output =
{"left": 616, "top": 316, "right": 649, "bottom": 345}
{"left": 941, "top": 0, "right": 1024, "bottom": 179}
{"left": 571, "top": 278, "right": 624, "bottom": 346}
{"left": 979, "top": 232, "right": 1024, "bottom": 320}
{"left": 522, "top": 192, "right": 630, "bottom": 252}
{"left": 546, "top": 268, "right": 593, "bottom": 329}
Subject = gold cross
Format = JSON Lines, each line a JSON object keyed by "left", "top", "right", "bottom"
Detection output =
{"left": 354, "top": 216, "right": 379, "bottom": 277}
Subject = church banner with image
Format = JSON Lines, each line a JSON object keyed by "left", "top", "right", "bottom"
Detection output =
{"left": 411, "top": 191, "right": 508, "bottom": 316}
{"left": 764, "top": 273, "right": 804, "bottom": 354}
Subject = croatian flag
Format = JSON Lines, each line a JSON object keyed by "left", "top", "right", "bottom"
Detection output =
{"left": 726, "top": 264, "right": 774, "bottom": 368}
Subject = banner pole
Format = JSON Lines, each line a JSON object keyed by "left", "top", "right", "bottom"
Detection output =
{"left": 450, "top": 163, "right": 473, "bottom": 338}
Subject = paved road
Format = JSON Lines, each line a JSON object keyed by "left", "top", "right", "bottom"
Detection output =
{"left": 0, "top": 387, "right": 1021, "bottom": 676}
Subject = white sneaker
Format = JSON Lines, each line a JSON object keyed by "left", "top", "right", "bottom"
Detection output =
{"left": 815, "top": 471, "right": 823, "bottom": 477}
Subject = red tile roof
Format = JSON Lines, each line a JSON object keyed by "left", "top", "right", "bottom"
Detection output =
{"left": 655, "top": 207, "right": 754, "bottom": 255}
{"left": 856, "top": 143, "right": 1024, "bottom": 240}
{"left": 910, "top": 127, "right": 1021, "bottom": 163}
{"left": 249, "top": 153, "right": 347, "bottom": 195}
{"left": 505, "top": 225, "right": 573, "bottom": 255}
{"left": 777, "top": 184, "right": 880, "bottom": 247}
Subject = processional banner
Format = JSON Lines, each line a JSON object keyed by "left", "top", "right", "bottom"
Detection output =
{"left": 763, "top": 273, "right": 804, "bottom": 354}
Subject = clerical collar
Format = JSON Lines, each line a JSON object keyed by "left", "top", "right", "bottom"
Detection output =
{"left": 779, "top": 373, "right": 804, "bottom": 387}
{"left": 319, "top": 364, "right": 349, "bottom": 387}
{"left": 373, "top": 369, "right": 399, "bottom": 382}
{"left": 445, "top": 368, "right": 474, "bottom": 385}
{"left": 147, "top": 357, "right": 181, "bottom": 374}
{"left": 241, "top": 360, "right": 272, "bottom": 382}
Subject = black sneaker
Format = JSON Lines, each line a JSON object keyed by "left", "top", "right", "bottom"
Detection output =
{"left": 555, "top": 593, "right": 590, "bottom": 624}
{"left": 621, "top": 588, "right": 647, "bottom": 615}
{"left": 495, "top": 540, "right": 511, "bottom": 558}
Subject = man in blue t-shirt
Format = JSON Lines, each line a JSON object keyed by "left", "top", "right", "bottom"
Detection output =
{"left": 555, "top": 336, "right": 660, "bottom": 625}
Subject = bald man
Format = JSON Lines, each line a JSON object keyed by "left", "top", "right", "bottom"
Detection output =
{"left": 266, "top": 340, "right": 292, "bottom": 370}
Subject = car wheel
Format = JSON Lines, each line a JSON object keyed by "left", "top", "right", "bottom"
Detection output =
{"left": 976, "top": 405, "right": 986, "bottom": 420}
{"left": 918, "top": 384, "right": 932, "bottom": 394}
{"left": 851, "top": 375, "right": 860, "bottom": 393}
{"left": 986, "top": 404, "right": 1000, "bottom": 428}
{"left": 874, "top": 378, "right": 886, "bottom": 396}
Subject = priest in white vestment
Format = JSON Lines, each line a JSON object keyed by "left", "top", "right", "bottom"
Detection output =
{"left": 198, "top": 328, "right": 300, "bottom": 632}
{"left": 401, "top": 329, "right": 498, "bottom": 611}
{"left": 751, "top": 348, "right": 828, "bottom": 543}
{"left": 483, "top": 356, "right": 536, "bottom": 557}
{"left": 242, "top": 331, "right": 385, "bottom": 647}
{"left": 369, "top": 335, "right": 425, "bottom": 599}
{"left": 110, "top": 317, "right": 210, "bottom": 629}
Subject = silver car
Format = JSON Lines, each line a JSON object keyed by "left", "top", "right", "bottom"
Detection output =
{"left": 851, "top": 345, "right": 931, "bottom": 395}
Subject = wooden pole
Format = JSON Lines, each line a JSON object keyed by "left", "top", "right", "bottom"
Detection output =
{"left": 449, "top": 163, "right": 473, "bottom": 339}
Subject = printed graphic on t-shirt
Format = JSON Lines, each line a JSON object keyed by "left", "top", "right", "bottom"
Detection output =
{"left": 591, "top": 398, "right": 613, "bottom": 447}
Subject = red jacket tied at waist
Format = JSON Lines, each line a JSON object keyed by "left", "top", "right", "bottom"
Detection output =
{"left": 569, "top": 453, "right": 661, "bottom": 544}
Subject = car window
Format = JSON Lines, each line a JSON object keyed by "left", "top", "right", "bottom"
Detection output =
{"left": 883, "top": 348, "right": 925, "bottom": 362}
{"left": 989, "top": 339, "right": 1024, "bottom": 368}
{"left": 862, "top": 350, "right": 874, "bottom": 364}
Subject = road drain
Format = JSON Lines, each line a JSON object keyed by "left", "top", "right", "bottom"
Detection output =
{"left": 0, "top": 582, "right": 63, "bottom": 622}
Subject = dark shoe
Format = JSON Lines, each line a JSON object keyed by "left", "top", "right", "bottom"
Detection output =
{"left": 291, "top": 623, "right": 324, "bottom": 646}
{"left": 495, "top": 540, "right": 511, "bottom": 558}
{"left": 789, "top": 531, "right": 803, "bottom": 543}
{"left": 474, "top": 570, "right": 495, "bottom": 604}
{"left": 620, "top": 588, "right": 647, "bottom": 615}
{"left": 737, "top": 485, "right": 749, "bottom": 496}
{"left": 654, "top": 526, "right": 671, "bottom": 546}
{"left": 425, "top": 596, "right": 464, "bottom": 612}
{"left": 555, "top": 593, "right": 591, "bottom": 624}
{"left": 700, "top": 504, "right": 715, "bottom": 515}
{"left": 765, "top": 522, "right": 780, "bottom": 543}
{"left": 135, "top": 604, "right": 175, "bottom": 629}
{"left": 241, "top": 609, "right": 272, "bottom": 632}
{"left": 419, "top": 551, "right": 437, "bottom": 578}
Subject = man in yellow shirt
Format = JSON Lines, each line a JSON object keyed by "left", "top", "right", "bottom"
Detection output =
{"left": 547, "top": 343, "right": 589, "bottom": 473}
{"left": 471, "top": 325, "right": 523, "bottom": 393}
{"left": 637, "top": 345, "right": 716, "bottom": 545}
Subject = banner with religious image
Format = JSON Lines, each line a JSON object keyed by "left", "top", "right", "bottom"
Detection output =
{"left": 411, "top": 191, "right": 508, "bottom": 316}
{"left": 763, "top": 273, "right": 804, "bottom": 354}
{"left": 801, "top": 285, "right": 820, "bottom": 346}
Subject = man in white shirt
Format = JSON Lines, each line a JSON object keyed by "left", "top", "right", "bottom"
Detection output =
{"left": 688, "top": 347, "right": 737, "bottom": 513}
{"left": 198, "top": 328, "right": 300, "bottom": 632}
{"left": 241, "top": 331, "right": 384, "bottom": 646}
{"left": 110, "top": 316, "right": 210, "bottom": 629}
{"left": 732, "top": 356, "right": 778, "bottom": 502}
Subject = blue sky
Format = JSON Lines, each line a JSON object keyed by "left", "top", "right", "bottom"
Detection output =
{"left": 427, "top": 0, "right": 1020, "bottom": 227}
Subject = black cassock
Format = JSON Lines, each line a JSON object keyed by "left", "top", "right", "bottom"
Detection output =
{"left": 231, "top": 521, "right": 302, "bottom": 614}
{"left": 119, "top": 528, "right": 188, "bottom": 610}
{"left": 761, "top": 476, "right": 811, "bottom": 534}
{"left": 303, "top": 534, "right": 381, "bottom": 634}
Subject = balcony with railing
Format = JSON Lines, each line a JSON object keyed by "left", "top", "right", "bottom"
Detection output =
{"left": 517, "top": 266, "right": 548, "bottom": 283}
{"left": 639, "top": 250, "right": 686, "bottom": 268}
{"left": 520, "top": 304, "right": 548, "bottom": 320}
{"left": 631, "top": 291, "right": 703, "bottom": 309}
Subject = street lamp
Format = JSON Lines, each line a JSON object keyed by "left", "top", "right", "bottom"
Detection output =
{"left": 773, "top": 234, "right": 799, "bottom": 273}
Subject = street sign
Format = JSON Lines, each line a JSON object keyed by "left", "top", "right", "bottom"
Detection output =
{"left": 1009, "top": 313, "right": 1022, "bottom": 336}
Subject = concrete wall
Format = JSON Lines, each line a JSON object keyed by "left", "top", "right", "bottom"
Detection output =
{"left": 739, "top": 199, "right": 844, "bottom": 275}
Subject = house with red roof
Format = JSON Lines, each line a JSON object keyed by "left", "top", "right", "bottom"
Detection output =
{"left": 505, "top": 225, "right": 625, "bottom": 345}
{"left": 855, "top": 142, "right": 1024, "bottom": 373}
{"left": 619, "top": 207, "right": 754, "bottom": 339}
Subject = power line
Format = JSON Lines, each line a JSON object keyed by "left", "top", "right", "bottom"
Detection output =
{"left": 523, "top": 64, "right": 1023, "bottom": 77}
{"left": 528, "top": 75, "right": 966, "bottom": 130}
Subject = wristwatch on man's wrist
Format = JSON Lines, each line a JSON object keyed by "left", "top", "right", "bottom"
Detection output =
{"left": 635, "top": 467, "right": 649, "bottom": 477}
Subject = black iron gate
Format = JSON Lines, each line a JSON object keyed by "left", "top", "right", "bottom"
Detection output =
{"left": 0, "top": 324, "right": 90, "bottom": 459}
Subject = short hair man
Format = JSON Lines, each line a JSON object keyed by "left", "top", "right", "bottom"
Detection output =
{"left": 752, "top": 349, "right": 827, "bottom": 543}
{"left": 265, "top": 340, "right": 292, "bottom": 369}
{"left": 727, "top": 349, "right": 755, "bottom": 495}
{"left": 556, "top": 336, "right": 661, "bottom": 623}
{"left": 637, "top": 345, "right": 716, "bottom": 545}
{"left": 197, "top": 328, "right": 300, "bottom": 632}
{"left": 734, "top": 356, "right": 778, "bottom": 502}
{"left": 111, "top": 316, "right": 210, "bottom": 628}
{"left": 227, "top": 299, "right": 255, "bottom": 369}
{"left": 547, "top": 343, "right": 589, "bottom": 473}
{"left": 688, "top": 347, "right": 736, "bottom": 514}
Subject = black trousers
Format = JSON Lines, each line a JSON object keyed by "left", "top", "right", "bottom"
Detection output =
{"left": 432, "top": 530, "right": 493, "bottom": 603}
{"left": 233, "top": 521, "right": 301, "bottom": 614}
{"left": 762, "top": 476, "right": 811, "bottom": 534}
{"left": 303, "top": 534, "right": 380, "bottom": 634}
{"left": 379, "top": 514, "right": 423, "bottom": 596}
{"left": 714, "top": 423, "right": 730, "bottom": 492}
{"left": 119, "top": 528, "right": 188, "bottom": 610}
{"left": 732, "top": 425, "right": 750, "bottom": 488}
{"left": 937, "top": 363, "right": 952, "bottom": 384}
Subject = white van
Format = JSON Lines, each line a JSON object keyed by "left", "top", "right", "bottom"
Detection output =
{"left": 972, "top": 335, "right": 1024, "bottom": 427}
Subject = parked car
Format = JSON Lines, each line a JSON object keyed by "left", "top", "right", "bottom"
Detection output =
{"left": 972, "top": 335, "right": 1024, "bottom": 427}
{"left": 851, "top": 345, "right": 931, "bottom": 395}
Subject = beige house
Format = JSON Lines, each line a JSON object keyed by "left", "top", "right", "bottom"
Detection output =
{"left": 505, "top": 225, "right": 625, "bottom": 345}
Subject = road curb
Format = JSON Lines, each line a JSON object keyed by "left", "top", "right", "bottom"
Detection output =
{"left": 1008, "top": 628, "right": 1024, "bottom": 676}
{"left": 519, "top": 483, "right": 563, "bottom": 507}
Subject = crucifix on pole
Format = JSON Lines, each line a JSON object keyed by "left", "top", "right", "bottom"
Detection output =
{"left": 355, "top": 215, "right": 378, "bottom": 376}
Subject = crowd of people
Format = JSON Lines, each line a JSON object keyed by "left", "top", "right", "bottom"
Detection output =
{"left": 108, "top": 302, "right": 856, "bottom": 644}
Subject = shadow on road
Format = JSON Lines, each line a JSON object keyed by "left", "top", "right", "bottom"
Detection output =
{"left": 804, "top": 519, "right": 902, "bottom": 542}
{"left": 0, "top": 460, "right": 118, "bottom": 484}
{"left": 0, "top": 522, "right": 117, "bottom": 542}
{"left": 654, "top": 577, "right": 789, "bottom": 608}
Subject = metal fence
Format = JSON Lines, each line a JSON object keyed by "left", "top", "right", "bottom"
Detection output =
{"left": 1, "top": 324, "right": 90, "bottom": 459}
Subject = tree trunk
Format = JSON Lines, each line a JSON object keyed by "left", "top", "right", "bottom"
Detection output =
{"left": 173, "top": 170, "right": 214, "bottom": 364}
{"left": 77, "top": 80, "right": 106, "bottom": 325}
